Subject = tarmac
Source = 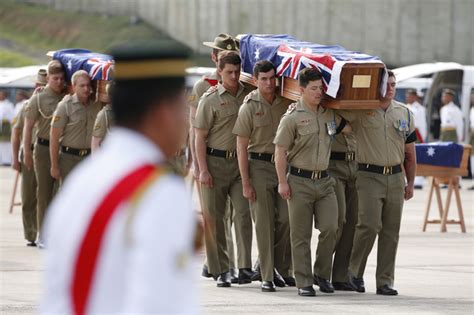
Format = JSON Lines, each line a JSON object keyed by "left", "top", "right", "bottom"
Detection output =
{"left": 0, "top": 165, "right": 473, "bottom": 314}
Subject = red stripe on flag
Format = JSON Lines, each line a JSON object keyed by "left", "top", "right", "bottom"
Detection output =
{"left": 71, "top": 164, "right": 157, "bottom": 315}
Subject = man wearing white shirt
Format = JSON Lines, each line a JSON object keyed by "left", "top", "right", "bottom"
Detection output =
{"left": 469, "top": 94, "right": 474, "bottom": 190}
{"left": 440, "top": 89, "right": 464, "bottom": 143}
{"left": 0, "top": 90, "right": 15, "bottom": 165}
{"left": 41, "top": 40, "right": 199, "bottom": 314}
{"left": 406, "top": 89, "right": 427, "bottom": 189}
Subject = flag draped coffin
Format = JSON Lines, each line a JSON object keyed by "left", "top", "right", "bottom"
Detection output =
{"left": 239, "top": 34, "right": 387, "bottom": 109}
{"left": 51, "top": 49, "right": 114, "bottom": 103}
{"left": 415, "top": 142, "right": 471, "bottom": 177}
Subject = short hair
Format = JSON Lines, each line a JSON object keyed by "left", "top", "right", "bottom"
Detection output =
{"left": 298, "top": 67, "right": 322, "bottom": 88}
{"left": 47, "top": 60, "right": 64, "bottom": 75}
{"left": 112, "top": 77, "right": 185, "bottom": 128}
{"left": 253, "top": 60, "right": 276, "bottom": 78}
{"left": 387, "top": 70, "right": 396, "bottom": 79}
{"left": 217, "top": 50, "right": 241, "bottom": 70}
{"left": 71, "top": 70, "right": 90, "bottom": 85}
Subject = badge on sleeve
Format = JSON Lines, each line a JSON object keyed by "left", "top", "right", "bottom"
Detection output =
{"left": 326, "top": 121, "right": 337, "bottom": 136}
{"left": 397, "top": 119, "right": 408, "bottom": 131}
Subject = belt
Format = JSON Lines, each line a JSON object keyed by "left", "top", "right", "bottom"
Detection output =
{"left": 61, "top": 146, "right": 91, "bottom": 157}
{"left": 289, "top": 166, "right": 328, "bottom": 180}
{"left": 330, "top": 151, "right": 355, "bottom": 162}
{"left": 37, "top": 137, "right": 50, "bottom": 147}
{"left": 358, "top": 163, "right": 402, "bottom": 175}
{"left": 441, "top": 127, "right": 456, "bottom": 131}
{"left": 249, "top": 152, "right": 274, "bottom": 163}
{"left": 175, "top": 148, "right": 186, "bottom": 157}
{"left": 206, "top": 147, "right": 236, "bottom": 159}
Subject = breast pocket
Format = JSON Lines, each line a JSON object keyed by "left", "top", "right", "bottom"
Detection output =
{"left": 67, "top": 109, "right": 85, "bottom": 126}
{"left": 297, "top": 122, "right": 318, "bottom": 136}
{"left": 254, "top": 114, "right": 271, "bottom": 127}
{"left": 217, "top": 105, "right": 238, "bottom": 118}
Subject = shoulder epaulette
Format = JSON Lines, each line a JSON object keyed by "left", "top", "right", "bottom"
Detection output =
{"left": 202, "top": 85, "right": 218, "bottom": 97}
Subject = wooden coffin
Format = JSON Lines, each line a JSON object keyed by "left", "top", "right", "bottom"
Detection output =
{"left": 240, "top": 62, "right": 385, "bottom": 109}
{"left": 416, "top": 144, "right": 472, "bottom": 177}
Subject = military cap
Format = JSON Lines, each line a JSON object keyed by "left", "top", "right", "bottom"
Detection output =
{"left": 406, "top": 88, "right": 417, "bottom": 96}
{"left": 36, "top": 69, "right": 47, "bottom": 85}
{"left": 109, "top": 39, "right": 191, "bottom": 81}
{"left": 203, "top": 33, "right": 239, "bottom": 51}
{"left": 442, "top": 88, "right": 456, "bottom": 97}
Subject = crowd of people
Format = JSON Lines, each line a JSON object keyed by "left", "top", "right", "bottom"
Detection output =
{"left": 1, "top": 33, "right": 473, "bottom": 313}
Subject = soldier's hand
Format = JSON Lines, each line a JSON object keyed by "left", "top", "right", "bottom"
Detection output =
{"left": 24, "top": 153, "right": 33, "bottom": 170}
{"left": 12, "top": 160, "right": 21, "bottom": 172}
{"left": 404, "top": 184, "right": 414, "bottom": 200}
{"left": 243, "top": 182, "right": 256, "bottom": 202}
{"left": 199, "top": 170, "right": 213, "bottom": 188}
{"left": 192, "top": 164, "right": 200, "bottom": 181}
{"left": 50, "top": 166, "right": 61, "bottom": 180}
{"left": 278, "top": 182, "right": 291, "bottom": 200}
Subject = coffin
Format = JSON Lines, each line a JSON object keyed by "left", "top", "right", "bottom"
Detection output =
{"left": 239, "top": 34, "right": 387, "bottom": 109}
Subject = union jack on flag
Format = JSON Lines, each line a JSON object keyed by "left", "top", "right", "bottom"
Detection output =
{"left": 53, "top": 49, "right": 114, "bottom": 82}
{"left": 240, "top": 34, "right": 387, "bottom": 98}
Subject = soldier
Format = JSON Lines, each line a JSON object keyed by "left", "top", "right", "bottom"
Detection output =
{"left": 10, "top": 69, "right": 47, "bottom": 247}
{"left": 91, "top": 82, "right": 114, "bottom": 153}
{"left": 274, "top": 68, "right": 346, "bottom": 296}
{"left": 50, "top": 70, "right": 101, "bottom": 184}
{"left": 439, "top": 89, "right": 463, "bottom": 143}
{"left": 189, "top": 33, "right": 240, "bottom": 280}
{"left": 41, "top": 39, "right": 198, "bottom": 314}
{"left": 23, "top": 60, "right": 65, "bottom": 247}
{"left": 340, "top": 71, "right": 417, "bottom": 295}
{"left": 328, "top": 131, "right": 358, "bottom": 291}
{"left": 233, "top": 60, "right": 293, "bottom": 292}
{"left": 194, "top": 50, "right": 253, "bottom": 287}
{"left": 405, "top": 89, "right": 427, "bottom": 189}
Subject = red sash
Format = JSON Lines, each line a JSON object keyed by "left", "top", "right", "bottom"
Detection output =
{"left": 71, "top": 164, "right": 159, "bottom": 315}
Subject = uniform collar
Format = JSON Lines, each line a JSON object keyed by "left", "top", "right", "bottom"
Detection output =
{"left": 71, "top": 94, "right": 91, "bottom": 106}
{"left": 297, "top": 98, "right": 322, "bottom": 114}
{"left": 102, "top": 127, "right": 164, "bottom": 165}
{"left": 217, "top": 81, "right": 245, "bottom": 97}
{"left": 44, "top": 85, "right": 62, "bottom": 97}
{"left": 445, "top": 101, "right": 456, "bottom": 107}
{"left": 256, "top": 89, "right": 279, "bottom": 106}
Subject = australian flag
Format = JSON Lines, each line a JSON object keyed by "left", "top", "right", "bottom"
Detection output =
{"left": 416, "top": 142, "right": 464, "bottom": 168}
{"left": 239, "top": 34, "right": 387, "bottom": 98}
{"left": 53, "top": 49, "right": 114, "bottom": 82}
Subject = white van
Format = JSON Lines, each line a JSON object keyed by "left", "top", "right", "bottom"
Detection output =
{"left": 0, "top": 65, "right": 47, "bottom": 104}
{"left": 394, "top": 62, "right": 474, "bottom": 142}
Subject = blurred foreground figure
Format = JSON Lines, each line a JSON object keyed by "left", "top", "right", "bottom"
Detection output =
{"left": 41, "top": 40, "right": 199, "bottom": 314}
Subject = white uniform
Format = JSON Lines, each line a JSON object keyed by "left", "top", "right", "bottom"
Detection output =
{"left": 0, "top": 98, "right": 15, "bottom": 165}
{"left": 440, "top": 102, "right": 464, "bottom": 142}
{"left": 41, "top": 128, "right": 198, "bottom": 314}
{"left": 407, "top": 101, "right": 427, "bottom": 141}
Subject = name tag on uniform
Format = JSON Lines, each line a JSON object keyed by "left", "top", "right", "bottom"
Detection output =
{"left": 326, "top": 121, "right": 337, "bottom": 136}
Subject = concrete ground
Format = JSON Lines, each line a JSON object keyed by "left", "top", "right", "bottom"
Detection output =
{"left": 0, "top": 165, "right": 473, "bottom": 314}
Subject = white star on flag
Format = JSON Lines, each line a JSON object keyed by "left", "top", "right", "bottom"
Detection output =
{"left": 427, "top": 147, "right": 435, "bottom": 157}
{"left": 254, "top": 48, "right": 260, "bottom": 60}
{"left": 67, "top": 60, "right": 72, "bottom": 70}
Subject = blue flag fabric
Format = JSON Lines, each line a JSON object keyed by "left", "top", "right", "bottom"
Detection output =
{"left": 416, "top": 142, "right": 464, "bottom": 168}
{"left": 239, "top": 34, "right": 386, "bottom": 98}
{"left": 53, "top": 49, "right": 114, "bottom": 82}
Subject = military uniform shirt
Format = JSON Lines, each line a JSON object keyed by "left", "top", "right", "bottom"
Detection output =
{"left": 189, "top": 71, "right": 219, "bottom": 110}
{"left": 339, "top": 100, "right": 415, "bottom": 166}
{"left": 331, "top": 132, "right": 356, "bottom": 153}
{"left": 274, "top": 99, "right": 339, "bottom": 171}
{"left": 25, "top": 86, "right": 64, "bottom": 140}
{"left": 52, "top": 94, "right": 102, "bottom": 149}
{"left": 232, "top": 89, "right": 290, "bottom": 154}
{"left": 193, "top": 82, "right": 251, "bottom": 151}
{"left": 92, "top": 104, "right": 114, "bottom": 139}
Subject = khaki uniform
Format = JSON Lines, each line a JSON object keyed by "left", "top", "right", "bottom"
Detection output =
{"left": 193, "top": 82, "right": 253, "bottom": 275}
{"left": 340, "top": 100, "right": 415, "bottom": 288}
{"left": 25, "top": 86, "right": 64, "bottom": 232}
{"left": 190, "top": 71, "right": 237, "bottom": 270}
{"left": 13, "top": 103, "right": 37, "bottom": 242}
{"left": 232, "top": 89, "right": 292, "bottom": 282}
{"left": 328, "top": 132, "right": 359, "bottom": 283}
{"left": 92, "top": 104, "right": 114, "bottom": 140}
{"left": 274, "top": 99, "right": 339, "bottom": 288}
{"left": 52, "top": 94, "right": 101, "bottom": 181}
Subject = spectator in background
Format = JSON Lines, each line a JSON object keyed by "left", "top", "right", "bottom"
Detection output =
{"left": 439, "top": 89, "right": 464, "bottom": 143}
{"left": 406, "top": 89, "right": 427, "bottom": 189}
{"left": 14, "top": 90, "right": 30, "bottom": 115}
{"left": 469, "top": 92, "right": 474, "bottom": 190}
{"left": 0, "top": 89, "right": 15, "bottom": 165}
